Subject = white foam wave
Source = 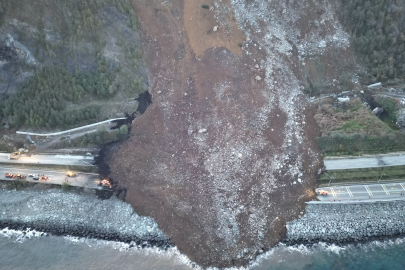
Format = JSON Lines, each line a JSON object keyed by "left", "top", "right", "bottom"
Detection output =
{"left": 62, "top": 235, "right": 203, "bottom": 269}
{"left": 0, "top": 227, "right": 47, "bottom": 242}
{"left": 4, "top": 230, "right": 405, "bottom": 270}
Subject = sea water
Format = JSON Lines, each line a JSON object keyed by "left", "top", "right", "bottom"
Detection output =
{"left": 1, "top": 228, "right": 405, "bottom": 270}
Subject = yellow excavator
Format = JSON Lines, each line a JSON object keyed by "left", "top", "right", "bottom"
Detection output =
{"left": 316, "top": 189, "right": 329, "bottom": 195}
{"left": 9, "top": 152, "right": 20, "bottom": 160}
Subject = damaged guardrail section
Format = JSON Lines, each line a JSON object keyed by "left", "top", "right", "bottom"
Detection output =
{"left": 284, "top": 201, "right": 405, "bottom": 245}
{"left": 0, "top": 189, "right": 172, "bottom": 249}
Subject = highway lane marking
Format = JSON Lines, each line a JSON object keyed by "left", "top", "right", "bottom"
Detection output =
{"left": 400, "top": 183, "right": 405, "bottom": 191}
{"left": 381, "top": 184, "right": 390, "bottom": 195}
{"left": 364, "top": 186, "right": 373, "bottom": 196}
{"left": 330, "top": 187, "right": 337, "bottom": 197}
{"left": 363, "top": 185, "right": 370, "bottom": 196}
{"left": 346, "top": 187, "right": 353, "bottom": 197}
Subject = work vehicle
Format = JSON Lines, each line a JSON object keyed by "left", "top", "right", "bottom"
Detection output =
{"left": 66, "top": 171, "right": 75, "bottom": 177}
{"left": 5, "top": 173, "right": 13, "bottom": 178}
{"left": 101, "top": 179, "right": 112, "bottom": 188}
{"left": 12, "top": 174, "right": 26, "bottom": 179}
{"left": 33, "top": 175, "right": 39, "bottom": 180}
{"left": 9, "top": 152, "right": 20, "bottom": 160}
{"left": 316, "top": 189, "right": 328, "bottom": 195}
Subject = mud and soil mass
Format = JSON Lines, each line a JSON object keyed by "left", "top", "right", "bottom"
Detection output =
{"left": 106, "top": 0, "right": 354, "bottom": 267}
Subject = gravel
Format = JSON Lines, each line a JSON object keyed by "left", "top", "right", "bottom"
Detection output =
{"left": 0, "top": 189, "right": 172, "bottom": 249}
{"left": 285, "top": 202, "right": 405, "bottom": 244}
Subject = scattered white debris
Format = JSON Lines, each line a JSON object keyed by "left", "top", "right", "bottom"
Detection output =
{"left": 198, "top": 128, "right": 208, "bottom": 134}
{"left": 337, "top": 97, "right": 350, "bottom": 103}
{"left": 367, "top": 82, "right": 382, "bottom": 89}
{"left": 318, "top": 40, "right": 326, "bottom": 48}
{"left": 372, "top": 107, "right": 384, "bottom": 115}
{"left": 213, "top": 26, "right": 218, "bottom": 32}
{"left": 255, "top": 75, "right": 262, "bottom": 81}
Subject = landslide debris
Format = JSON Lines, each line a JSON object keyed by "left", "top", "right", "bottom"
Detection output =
{"left": 107, "top": 0, "right": 353, "bottom": 267}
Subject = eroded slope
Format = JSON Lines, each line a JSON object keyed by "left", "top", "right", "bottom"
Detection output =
{"left": 109, "top": 0, "right": 350, "bottom": 267}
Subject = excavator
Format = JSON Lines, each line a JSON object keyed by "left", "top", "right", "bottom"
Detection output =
{"left": 316, "top": 189, "right": 328, "bottom": 196}
{"left": 9, "top": 152, "right": 20, "bottom": 160}
{"left": 66, "top": 171, "right": 75, "bottom": 177}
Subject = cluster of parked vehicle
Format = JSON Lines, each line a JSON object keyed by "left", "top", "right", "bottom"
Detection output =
{"left": 5, "top": 173, "right": 49, "bottom": 181}
{"left": 5, "top": 173, "right": 26, "bottom": 179}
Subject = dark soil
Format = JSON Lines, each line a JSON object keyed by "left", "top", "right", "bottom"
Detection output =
{"left": 108, "top": 0, "right": 323, "bottom": 268}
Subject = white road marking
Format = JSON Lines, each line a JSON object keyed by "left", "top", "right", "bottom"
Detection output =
{"left": 400, "top": 183, "right": 405, "bottom": 191}
{"left": 330, "top": 187, "right": 337, "bottom": 197}
{"left": 364, "top": 186, "right": 372, "bottom": 196}
{"left": 381, "top": 184, "right": 390, "bottom": 195}
{"left": 346, "top": 187, "right": 353, "bottom": 197}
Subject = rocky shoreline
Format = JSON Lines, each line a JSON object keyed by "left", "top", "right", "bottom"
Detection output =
{"left": 0, "top": 189, "right": 172, "bottom": 249}
{"left": 284, "top": 201, "right": 405, "bottom": 245}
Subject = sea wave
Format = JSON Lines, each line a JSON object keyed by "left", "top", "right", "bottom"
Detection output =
{"left": 0, "top": 227, "right": 47, "bottom": 243}
{"left": 2, "top": 228, "right": 405, "bottom": 270}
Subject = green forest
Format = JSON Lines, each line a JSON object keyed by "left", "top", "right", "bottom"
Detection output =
{"left": 0, "top": 0, "right": 137, "bottom": 33}
{"left": 340, "top": 0, "right": 405, "bottom": 81}
{"left": 317, "top": 132, "right": 405, "bottom": 155}
{"left": 0, "top": 66, "right": 114, "bottom": 128}
{"left": 0, "top": 0, "right": 145, "bottom": 130}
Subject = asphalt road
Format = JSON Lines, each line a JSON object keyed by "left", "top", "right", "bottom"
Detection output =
{"left": 324, "top": 154, "right": 405, "bottom": 170}
{"left": 316, "top": 182, "right": 405, "bottom": 202}
{"left": 0, "top": 153, "right": 95, "bottom": 166}
{"left": 16, "top": 117, "right": 126, "bottom": 136}
{"left": 0, "top": 166, "right": 101, "bottom": 189}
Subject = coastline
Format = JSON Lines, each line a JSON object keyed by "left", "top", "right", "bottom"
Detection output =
{"left": 284, "top": 201, "right": 405, "bottom": 245}
{"left": 0, "top": 188, "right": 172, "bottom": 250}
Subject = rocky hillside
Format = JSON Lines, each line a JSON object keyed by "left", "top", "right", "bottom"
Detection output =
{"left": 106, "top": 0, "right": 358, "bottom": 267}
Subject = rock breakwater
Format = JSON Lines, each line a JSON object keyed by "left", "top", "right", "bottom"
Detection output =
{"left": 285, "top": 201, "right": 405, "bottom": 244}
{"left": 0, "top": 189, "right": 172, "bottom": 249}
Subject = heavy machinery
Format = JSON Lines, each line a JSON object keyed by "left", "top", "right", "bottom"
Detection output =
{"left": 9, "top": 152, "right": 20, "bottom": 160}
{"left": 39, "top": 176, "right": 49, "bottom": 181}
{"left": 316, "top": 189, "right": 328, "bottom": 196}
{"left": 12, "top": 174, "right": 26, "bottom": 179}
{"left": 101, "top": 179, "right": 112, "bottom": 188}
{"left": 5, "top": 173, "right": 13, "bottom": 178}
{"left": 66, "top": 171, "right": 75, "bottom": 177}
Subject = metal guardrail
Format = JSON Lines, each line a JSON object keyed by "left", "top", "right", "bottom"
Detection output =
{"left": 318, "top": 178, "right": 405, "bottom": 187}
{"left": 16, "top": 118, "right": 127, "bottom": 137}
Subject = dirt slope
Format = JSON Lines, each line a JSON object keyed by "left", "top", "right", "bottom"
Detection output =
{"left": 107, "top": 0, "right": 352, "bottom": 267}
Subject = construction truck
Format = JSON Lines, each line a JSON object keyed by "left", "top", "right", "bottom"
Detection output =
{"left": 66, "top": 171, "right": 75, "bottom": 177}
{"left": 316, "top": 189, "right": 328, "bottom": 196}
{"left": 9, "top": 152, "right": 20, "bottom": 160}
